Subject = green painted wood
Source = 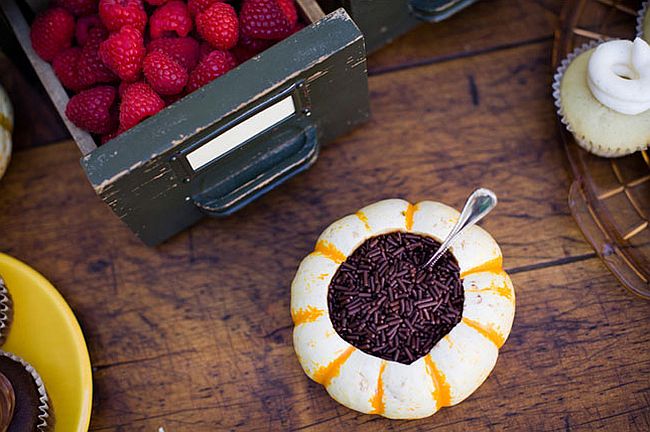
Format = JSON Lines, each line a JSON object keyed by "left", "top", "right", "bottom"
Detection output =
{"left": 81, "top": 9, "right": 369, "bottom": 246}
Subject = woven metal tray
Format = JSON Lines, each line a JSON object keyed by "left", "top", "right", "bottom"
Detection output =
{"left": 552, "top": 0, "right": 649, "bottom": 299}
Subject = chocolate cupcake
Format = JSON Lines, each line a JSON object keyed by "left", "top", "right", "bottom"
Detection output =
{"left": 0, "top": 351, "right": 51, "bottom": 431}
{"left": 291, "top": 199, "right": 515, "bottom": 419}
{"left": 0, "top": 278, "right": 12, "bottom": 347}
{"left": 0, "top": 371, "right": 15, "bottom": 431}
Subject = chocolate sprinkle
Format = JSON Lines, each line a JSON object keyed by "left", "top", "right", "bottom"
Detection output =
{"left": 328, "top": 232, "right": 464, "bottom": 365}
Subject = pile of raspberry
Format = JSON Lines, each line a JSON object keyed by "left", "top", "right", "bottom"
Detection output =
{"left": 30, "top": 0, "right": 301, "bottom": 143}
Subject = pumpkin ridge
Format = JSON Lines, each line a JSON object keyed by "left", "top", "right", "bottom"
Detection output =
{"left": 464, "top": 271, "right": 514, "bottom": 301}
{"left": 369, "top": 361, "right": 387, "bottom": 414}
{"left": 291, "top": 306, "right": 324, "bottom": 326}
{"left": 314, "top": 240, "right": 347, "bottom": 264}
{"left": 312, "top": 346, "right": 355, "bottom": 386}
{"left": 460, "top": 256, "right": 503, "bottom": 278}
{"left": 404, "top": 203, "right": 417, "bottom": 231}
{"left": 424, "top": 355, "right": 451, "bottom": 409}
{"left": 355, "top": 211, "right": 372, "bottom": 232}
{"left": 462, "top": 317, "right": 506, "bottom": 348}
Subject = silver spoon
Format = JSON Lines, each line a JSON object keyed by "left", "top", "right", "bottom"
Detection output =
{"left": 425, "top": 188, "right": 498, "bottom": 268}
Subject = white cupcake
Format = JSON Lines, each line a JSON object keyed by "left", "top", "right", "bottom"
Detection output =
{"left": 552, "top": 38, "right": 650, "bottom": 157}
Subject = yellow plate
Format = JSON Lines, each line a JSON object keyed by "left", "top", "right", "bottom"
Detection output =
{"left": 0, "top": 253, "right": 92, "bottom": 432}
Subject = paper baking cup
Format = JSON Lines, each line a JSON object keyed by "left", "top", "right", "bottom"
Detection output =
{"left": 637, "top": 1, "right": 648, "bottom": 39}
{"left": 0, "top": 351, "right": 52, "bottom": 431}
{"left": 552, "top": 40, "right": 612, "bottom": 156}
{"left": 0, "top": 278, "right": 12, "bottom": 346}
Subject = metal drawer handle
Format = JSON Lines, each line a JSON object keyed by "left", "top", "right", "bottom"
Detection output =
{"left": 410, "top": 0, "right": 477, "bottom": 22}
{"left": 192, "top": 125, "right": 319, "bottom": 217}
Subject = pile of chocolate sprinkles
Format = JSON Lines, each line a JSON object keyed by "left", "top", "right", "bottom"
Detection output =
{"left": 328, "top": 232, "right": 464, "bottom": 365}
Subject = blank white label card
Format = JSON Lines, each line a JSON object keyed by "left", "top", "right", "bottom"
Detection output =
{"left": 186, "top": 95, "right": 296, "bottom": 171}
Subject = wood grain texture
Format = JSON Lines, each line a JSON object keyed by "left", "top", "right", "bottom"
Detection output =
{"left": 0, "top": 0, "right": 649, "bottom": 430}
{"left": 367, "top": 0, "right": 561, "bottom": 73}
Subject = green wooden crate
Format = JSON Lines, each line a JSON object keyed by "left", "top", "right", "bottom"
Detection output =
{"left": 3, "top": 1, "right": 369, "bottom": 245}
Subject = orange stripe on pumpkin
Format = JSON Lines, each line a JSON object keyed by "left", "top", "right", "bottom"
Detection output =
{"left": 291, "top": 306, "right": 324, "bottom": 326}
{"left": 460, "top": 256, "right": 503, "bottom": 278}
{"left": 462, "top": 317, "right": 506, "bottom": 348}
{"left": 369, "top": 361, "right": 387, "bottom": 414}
{"left": 464, "top": 271, "right": 514, "bottom": 301}
{"left": 312, "top": 346, "right": 355, "bottom": 386}
{"left": 355, "top": 211, "right": 372, "bottom": 231}
{"left": 314, "top": 240, "right": 346, "bottom": 264}
{"left": 424, "top": 355, "right": 451, "bottom": 409}
{"left": 404, "top": 203, "right": 416, "bottom": 231}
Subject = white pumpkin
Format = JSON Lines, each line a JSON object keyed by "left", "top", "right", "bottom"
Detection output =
{"left": 0, "top": 84, "right": 13, "bottom": 181}
{"left": 291, "top": 199, "right": 515, "bottom": 419}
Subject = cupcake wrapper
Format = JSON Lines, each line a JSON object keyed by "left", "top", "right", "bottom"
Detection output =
{"left": 0, "top": 351, "right": 51, "bottom": 432}
{"left": 551, "top": 40, "right": 620, "bottom": 156}
{"left": 637, "top": 1, "right": 648, "bottom": 39}
{"left": 0, "top": 278, "right": 12, "bottom": 346}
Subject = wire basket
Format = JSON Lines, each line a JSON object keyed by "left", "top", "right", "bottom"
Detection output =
{"left": 552, "top": 0, "right": 650, "bottom": 299}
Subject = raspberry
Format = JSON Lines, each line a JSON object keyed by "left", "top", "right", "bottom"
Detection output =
{"left": 30, "top": 7, "right": 75, "bottom": 62}
{"left": 149, "top": 1, "right": 193, "bottom": 39}
{"left": 188, "top": 0, "right": 222, "bottom": 17}
{"left": 65, "top": 86, "right": 118, "bottom": 134}
{"left": 99, "top": 26, "right": 146, "bottom": 82}
{"left": 52, "top": 47, "right": 85, "bottom": 91}
{"left": 53, "top": 0, "right": 97, "bottom": 16}
{"left": 143, "top": 50, "right": 188, "bottom": 95}
{"left": 232, "top": 32, "right": 274, "bottom": 62}
{"left": 240, "top": 0, "right": 297, "bottom": 40}
{"left": 145, "top": 0, "right": 170, "bottom": 4}
{"left": 186, "top": 49, "right": 236, "bottom": 93}
{"left": 119, "top": 82, "right": 165, "bottom": 130}
{"left": 162, "top": 92, "right": 185, "bottom": 107}
{"left": 196, "top": 3, "right": 238, "bottom": 50}
{"left": 147, "top": 37, "right": 200, "bottom": 71}
{"left": 239, "top": 32, "right": 275, "bottom": 52}
{"left": 78, "top": 27, "right": 118, "bottom": 88}
{"left": 99, "top": 0, "right": 147, "bottom": 33}
{"left": 75, "top": 15, "right": 104, "bottom": 47}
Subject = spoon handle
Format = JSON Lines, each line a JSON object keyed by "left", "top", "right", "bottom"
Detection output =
{"left": 425, "top": 188, "right": 498, "bottom": 268}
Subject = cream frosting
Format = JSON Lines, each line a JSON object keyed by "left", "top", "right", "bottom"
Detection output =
{"left": 587, "top": 38, "right": 650, "bottom": 115}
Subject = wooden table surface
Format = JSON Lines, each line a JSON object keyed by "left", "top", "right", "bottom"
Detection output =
{"left": 1, "top": 1, "right": 649, "bottom": 430}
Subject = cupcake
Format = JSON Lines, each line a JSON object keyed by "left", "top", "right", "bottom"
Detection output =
{"left": 638, "top": 1, "right": 649, "bottom": 41}
{"left": 0, "top": 278, "right": 12, "bottom": 347}
{"left": 291, "top": 199, "right": 515, "bottom": 419}
{"left": 0, "top": 351, "right": 51, "bottom": 431}
{"left": 552, "top": 37, "right": 650, "bottom": 157}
